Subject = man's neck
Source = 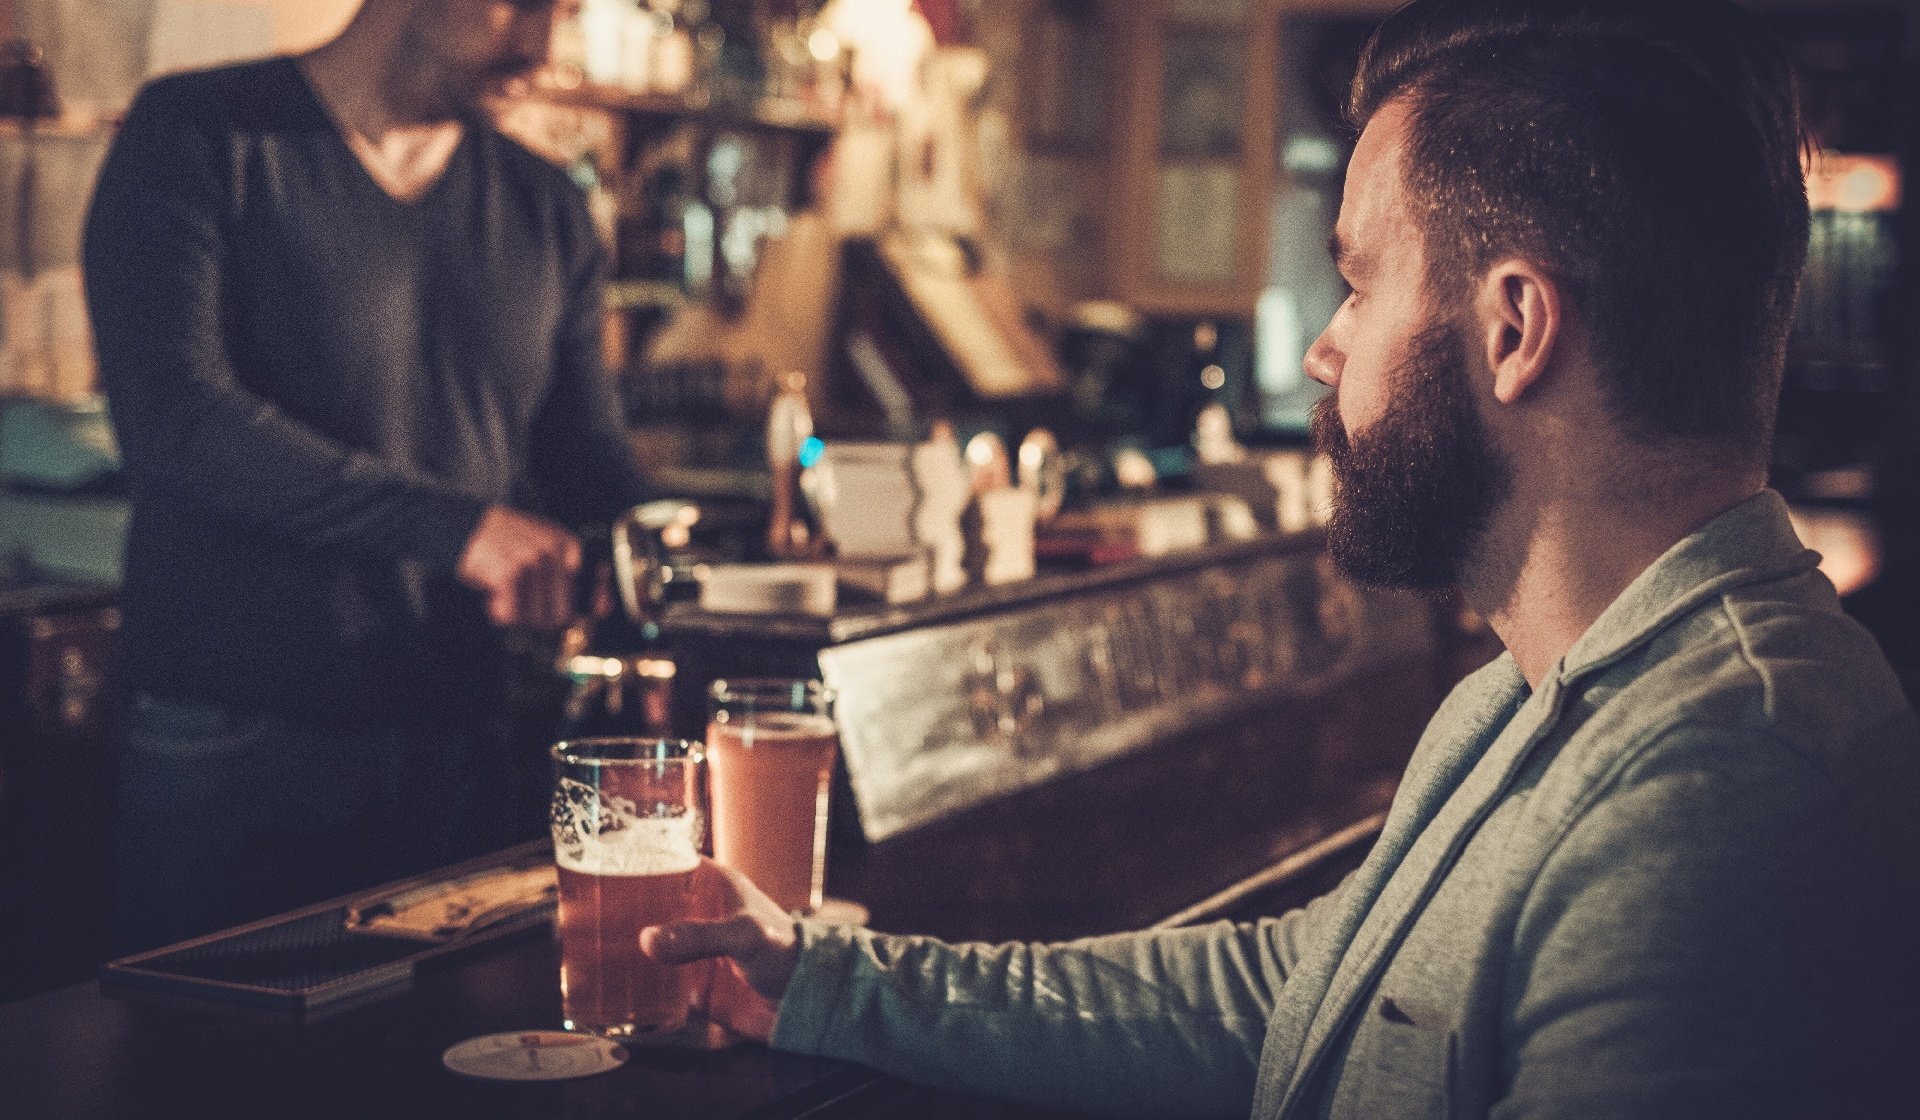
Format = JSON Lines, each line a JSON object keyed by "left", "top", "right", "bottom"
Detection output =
{"left": 299, "top": 9, "right": 469, "bottom": 202}
{"left": 1464, "top": 476, "right": 1763, "bottom": 690}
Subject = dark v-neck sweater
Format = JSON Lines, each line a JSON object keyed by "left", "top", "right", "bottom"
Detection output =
{"left": 83, "top": 57, "right": 648, "bottom": 724}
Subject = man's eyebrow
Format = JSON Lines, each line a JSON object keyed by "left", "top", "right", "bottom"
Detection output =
{"left": 1328, "top": 231, "right": 1368, "bottom": 276}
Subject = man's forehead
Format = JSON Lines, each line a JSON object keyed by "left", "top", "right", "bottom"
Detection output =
{"left": 1333, "top": 103, "right": 1415, "bottom": 272}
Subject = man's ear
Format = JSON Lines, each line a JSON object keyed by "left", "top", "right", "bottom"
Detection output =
{"left": 1476, "top": 260, "right": 1562, "bottom": 405}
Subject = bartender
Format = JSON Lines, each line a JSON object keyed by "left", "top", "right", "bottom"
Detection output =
{"left": 81, "top": 0, "right": 645, "bottom": 952}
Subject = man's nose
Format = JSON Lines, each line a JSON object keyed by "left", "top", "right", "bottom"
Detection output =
{"left": 1303, "top": 329, "right": 1341, "bottom": 388}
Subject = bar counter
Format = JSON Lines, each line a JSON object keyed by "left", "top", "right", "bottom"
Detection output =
{"left": 0, "top": 639, "right": 1491, "bottom": 1120}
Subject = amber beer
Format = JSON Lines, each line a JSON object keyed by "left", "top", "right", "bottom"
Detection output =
{"left": 707, "top": 680, "right": 837, "bottom": 914}
{"left": 550, "top": 738, "right": 704, "bottom": 1041}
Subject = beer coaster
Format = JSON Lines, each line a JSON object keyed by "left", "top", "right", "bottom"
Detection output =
{"left": 808, "top": 897, "right": 870, "bottom": 926}
{"left": 443, "top": 1031, "right": 628, "bottom": 1081}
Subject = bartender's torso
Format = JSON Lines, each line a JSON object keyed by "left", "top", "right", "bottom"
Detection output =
{"left": 223, "top": 59, "right": 570, "bottom": 503}
{"left": 90, "top": 57, "right": 601, "bottom": 725}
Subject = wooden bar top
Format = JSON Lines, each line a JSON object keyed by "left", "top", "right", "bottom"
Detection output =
{"left": 0, "top": 642, "right": 1490, "bottom": 1120}
{"left": 662, "top": 531, "right": 1330, "bottom": 647}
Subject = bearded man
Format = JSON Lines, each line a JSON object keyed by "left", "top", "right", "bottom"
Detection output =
{"left": 83, "top": 0, "right": 648, "bottom": 952}
{"left": 642, "top": 2, "right": 1920, "bottom": 1117}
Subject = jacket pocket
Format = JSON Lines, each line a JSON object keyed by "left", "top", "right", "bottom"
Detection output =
{"left": 1339, "top": 994, "right": 1457, "bottom": 1120}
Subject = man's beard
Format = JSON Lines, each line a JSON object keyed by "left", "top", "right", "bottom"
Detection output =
{"left": 1309, "top": 322, "right": 1511, "bottom": 592}
{"left": 402, "top": 2, "right": 542, "bottom": 111}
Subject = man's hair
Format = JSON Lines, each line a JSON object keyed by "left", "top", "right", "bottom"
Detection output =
{"left": 1350, "top": 0, "right": 1809, "bottom": 462}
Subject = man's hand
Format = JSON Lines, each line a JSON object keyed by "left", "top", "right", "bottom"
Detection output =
{"left": 455, "top": 506, "right": 581, "bottom": 629}
{"left": 641, "top": 859, "right": 801, "bottom": 1043}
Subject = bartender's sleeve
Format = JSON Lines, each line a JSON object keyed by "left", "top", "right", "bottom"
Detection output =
{"left": 82, "top": 81, "right": 486, "bottom": 568}
{"left": 526, "top": 199, "right": 651, "bottom": 528}
{"left": 772, "top": 880, "right": 1351, "bottom": 1118}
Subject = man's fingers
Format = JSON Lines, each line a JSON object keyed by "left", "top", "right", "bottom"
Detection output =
{"left": 456, "top": 507, "right": 582, "bottom": 629}
{"left": 549, "top": 538, "right": 581, "bottom": 628}
{"left": 544, "top": 553, "right": 575, "bottom": 629}
{"left": 522, "top": 538, "right": 576, "bottom": 630}
{"left": 489, "top": 582, "right": 518, "bottom": 628}
{"left": 641, "top": 915, "right": 766, "bottom": 966}
{"left": 522, "top": 559, "right": 554, "bottom": 630}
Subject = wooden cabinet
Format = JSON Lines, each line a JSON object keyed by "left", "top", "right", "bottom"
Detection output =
{"left": 988, "top": 0, "right": 1279, "bottom": 319}
{"left": 1110, "top": 0, "right": 1279, "bottom": 318}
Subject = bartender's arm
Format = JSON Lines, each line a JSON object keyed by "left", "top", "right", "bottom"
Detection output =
{"left": 84, "top": 78, "right": 577, "bottom": 629}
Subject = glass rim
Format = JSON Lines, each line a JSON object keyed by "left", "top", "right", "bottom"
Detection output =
{"left": 551, "top": 736, "right": 705, "bottom": 766}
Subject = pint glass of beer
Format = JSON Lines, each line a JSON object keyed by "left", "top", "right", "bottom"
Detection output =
{"left": 550, "top": 737, "right": 704, "bottom": 1041}
{"left": 706, "top": 679, "right": 837, "bottom": 914}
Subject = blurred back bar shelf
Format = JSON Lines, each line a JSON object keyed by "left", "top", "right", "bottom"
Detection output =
{"left": 537, "top": 80, "right": 839, "bottom": 142}
{"left": 507, "top": 77, "right": 842, "bottom": 471}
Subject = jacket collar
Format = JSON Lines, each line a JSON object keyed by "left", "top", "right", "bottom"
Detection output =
{"left": 1554, "top": 489, "right": 1819, "bottom": 688}
{"left": 1266, "top": 490, "right": 1818, "bottom": 1119}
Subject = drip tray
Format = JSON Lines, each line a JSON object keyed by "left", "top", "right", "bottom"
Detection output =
{"left": 100, "top": 843, "right": 555, "bottom": 1020}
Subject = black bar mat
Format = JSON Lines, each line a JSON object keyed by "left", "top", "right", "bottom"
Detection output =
{"left": 100, "top": 842, "right": 554, "bottom": 1019}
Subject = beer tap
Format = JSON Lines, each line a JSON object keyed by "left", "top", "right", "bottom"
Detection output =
{"left": 766, "top": 370, "right": 828, "bottom": 559}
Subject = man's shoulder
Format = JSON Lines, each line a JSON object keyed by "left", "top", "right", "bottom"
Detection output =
{"left": 1576, "top": 570, "right": 1917, "bottom": 787}
{"left": 135, "top": 57, "right": 296, "bottom": 108}
{"left": 126, "top": 57, "right": 303, "bottom": 133}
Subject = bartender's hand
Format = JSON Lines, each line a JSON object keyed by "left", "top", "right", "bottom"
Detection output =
{"left": 455, "top": 506, "right": 582, "bottom": 629}
{"left": 641, "top": 859, "right": 801, "bottom": 1043}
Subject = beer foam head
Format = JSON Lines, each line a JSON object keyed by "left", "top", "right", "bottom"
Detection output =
{"left": 552, "top": 780, "right": 700, "bottom": 876}
{"left": 562, "top": 816, "right": 699, "bottom": 876}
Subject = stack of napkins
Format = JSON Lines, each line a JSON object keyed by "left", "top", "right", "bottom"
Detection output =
{"left": 698, "top": 563, "right": 838, "bottom": 616}
{"left": 808, "top": 440, "right": 971, "bottom": 597}
{"left": 833, "top": 552, "right": 933, "bottom": 604}
{"left": 1039, "top": 496, "right": 1213, "bottom": 564}
{"left": 807, "top": 443, "right": 918, "bottom": 557}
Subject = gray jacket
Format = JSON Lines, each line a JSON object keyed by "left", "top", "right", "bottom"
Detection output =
{"left": 772, "top": 492, "right": 1920, "bottom": 1118}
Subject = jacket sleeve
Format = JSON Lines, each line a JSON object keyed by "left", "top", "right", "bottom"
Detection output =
{"left": 1493, "top": 720, "right": 1915, "bottom": 1120}
{"left": 82, "top": 80, "right": 487, "bottom": 568}
{"left": 525, "top": 192, "right": 651, "bottom": 529}
{"left": 770, "top": 881, "right": 1351, "bottom": 1118}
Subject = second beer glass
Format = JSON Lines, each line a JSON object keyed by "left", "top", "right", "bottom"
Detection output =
{"left": 706, "top": 679, "right": 837, "bottom": 914}
{"left": 550, "top": 737, "right": 705, "bottom": 1041}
